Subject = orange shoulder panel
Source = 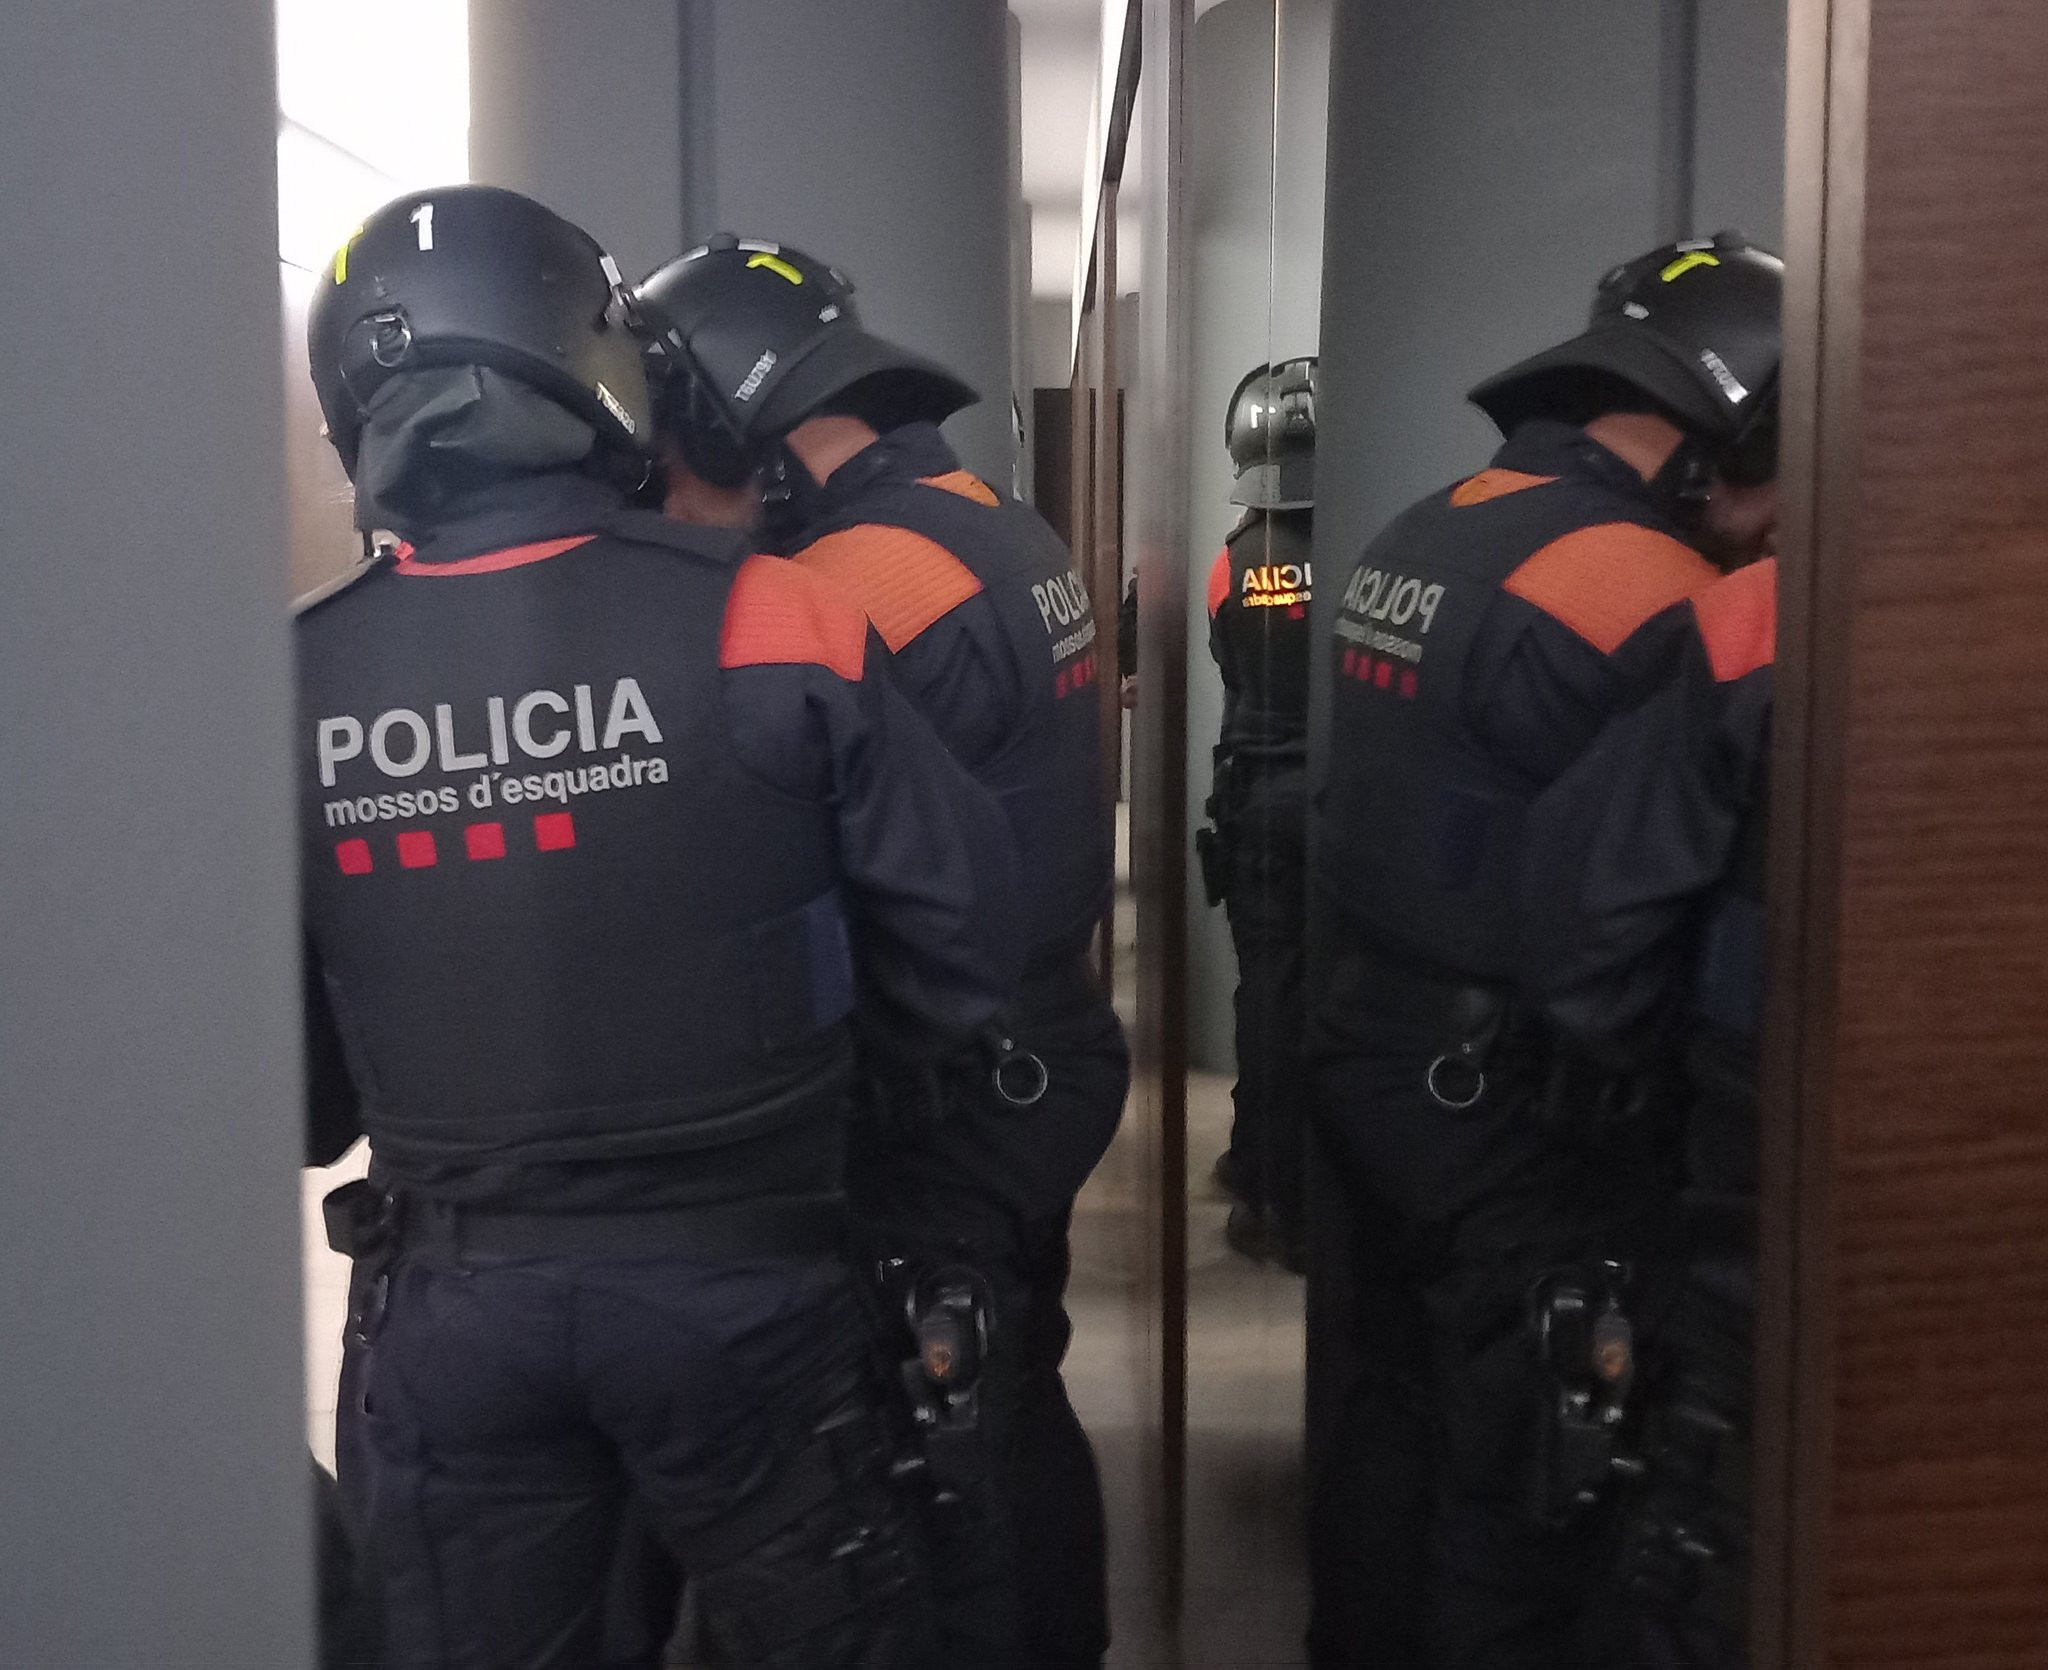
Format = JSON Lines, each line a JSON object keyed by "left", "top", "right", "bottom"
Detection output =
{"left": 1206, "top": 548, "right": 1233, "bottom": 617}
{"left": 1503, "top": 523, "right": 1719, "bottom": 654}
{"left": 1450, "top": 469, "right": 1559, "bottom": 508}
{"left": 719, "top": 554, "right": 869, "bottom": 680}
{"left": 791, "top": 524, "right": 985, "bottom": 653}
{"left": 919, "top": 470, "right": 1002, "bottom": 508}
{"left": 1691, "top": 556, "right": 1778, "bottom": 683}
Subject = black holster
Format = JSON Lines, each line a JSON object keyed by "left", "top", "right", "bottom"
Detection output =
{"left": 1197, "top": 749, "right": 1239, "bottom": 907}
{"left": 870, "top": 1256, "right": 993, "bottom": 1505}
{"left": 1527, "top": 1260, "right": 1641, "bottom": 1528}
{"left": 323, "top": 1178, "right": 403, "bottom": 1347}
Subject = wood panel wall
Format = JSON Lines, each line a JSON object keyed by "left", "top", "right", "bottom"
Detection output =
{"left": 1765, "top": 2, "right": 2048, "bottom": 1663}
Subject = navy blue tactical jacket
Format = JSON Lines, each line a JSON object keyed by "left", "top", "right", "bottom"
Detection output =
{"left": 1315, "top": 421, "right": 1725, "bottom": 982}
{"left": 298, "top": 470, "right": 1020, "bottom": 1211}
{"left": 783, "top": 424, "right": 1114, "bottom": 976}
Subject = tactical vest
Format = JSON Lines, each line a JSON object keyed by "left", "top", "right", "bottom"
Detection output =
{"left": 1213, "top": 509, "right": 1314, "bottom": 760}
{"left": 1320, "top": 473, "right": 1704, "bottom": 982}
{"left": 799, "top": 467, "right": 1114, "bottom": 970}
{"left": 296, "top": 512, "right": 848, "bottom": 1177}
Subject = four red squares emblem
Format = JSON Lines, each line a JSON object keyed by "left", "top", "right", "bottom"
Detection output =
{"left": 334, "top": 813, "right": 576, "bottom": 876}
{"left": 396, "top": 830, "right": 439, "bottom": 869}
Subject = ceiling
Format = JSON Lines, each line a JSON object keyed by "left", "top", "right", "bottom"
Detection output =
{"left": 1011, "top": 0, "right": 1108, "bottom": 298}
{"left": 1012, "top": 0, "right": 1231, "bottom": 299}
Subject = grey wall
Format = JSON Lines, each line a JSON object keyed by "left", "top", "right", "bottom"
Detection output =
{"left": 1310, "top": 0, "right": 1786, "bottom": 774}
{"left": 1009, "top": 9, "right": 1037, "bottom": 500}
{"left": 1186, "top": 0, "right": 1333, "bottom": 1069}
{"left": 468, "top": 0, "right": 687, "bottom": 280}
{"left": 0, "top": 2, "right": 309, "bottom": 1664}
{"left": 681, "top": 0, "right": 1019, "bottom": 484}
{"left": 1695, "top": 0, "right": 1789, "bottom": 247}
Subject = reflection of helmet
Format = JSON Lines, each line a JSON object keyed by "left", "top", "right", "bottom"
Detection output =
{"left": 1470, "top": 232, "right": 1783, "bottom": 481}
{"left": 634, "top": 235, "right": 977, "bottom": 487}
{"left": 307, "top": 185, "right": 652, "bottom": 480}
{"left": 1226, "top": 357, "right": 1318, "bottom": 509}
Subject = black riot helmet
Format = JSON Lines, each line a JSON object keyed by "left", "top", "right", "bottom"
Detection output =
{"left": 633, "top": 235, "right": 977, "bottom": 487}
{"left": 1470, "top": 232, "right": 1784, "bottom": 485}
{"left": 1226, "top": 356, "right": 1318, "bottom": 510}
{"left": 307, "top": 184, "right": 654, "bottom": 480}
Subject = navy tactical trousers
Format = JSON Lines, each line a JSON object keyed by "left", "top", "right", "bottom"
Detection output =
{"left": 344, "top": 1247, "right": 931, "bottom": 1670}
{"left": 849, "top": 986, "right": 1128, "bottom": 1670}
{"left": 1220, "top": 786, "right": 1309, "bottom": 1245}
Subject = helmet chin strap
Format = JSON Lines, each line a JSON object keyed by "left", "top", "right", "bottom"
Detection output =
{"left": 1648, "top": 433, "right": 1717, "bottom": 529}
{"left": 758, "top": 440, "right": 827, "bottom": 554}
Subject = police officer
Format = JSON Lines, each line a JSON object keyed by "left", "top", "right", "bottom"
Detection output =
{"left": 1200, "top": 357, "right": 1318, "bottom": 1268}
{"left": 1519, "top": 556, "right": 1778, "bottom": 1670}
{"left": 299, "top": 186, "right": 1022, "bottom": 1670}
{"left": 1306, "top": 232, "right": 1782, "bottom": 1670}
{"left": 636, "top": 236, "right": 1128, "bottom": 1670}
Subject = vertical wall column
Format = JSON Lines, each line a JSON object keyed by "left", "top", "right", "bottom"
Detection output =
{"left": 468, "top": 0, "right": 686, "bottom": 279}
{"left": 681, "top": 0, "right": 1019, "bottom": 485}
{"left": 1008, "top": 9, "right": 1037, "bottom": 502}
{"left": 1312, "top": 0, "right": 1671, "bottom": 658}
{"left": 0, "top": 2, "right": 308, "bottom": 1664}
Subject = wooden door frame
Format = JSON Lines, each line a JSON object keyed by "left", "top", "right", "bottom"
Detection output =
{"left": 1759, "top": 2, "right": 2048, "bottom": 1663}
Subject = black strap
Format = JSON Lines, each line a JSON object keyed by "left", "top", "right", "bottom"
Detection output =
{"left": 395, "top": 1191, "right": 846, "bottom": 1264}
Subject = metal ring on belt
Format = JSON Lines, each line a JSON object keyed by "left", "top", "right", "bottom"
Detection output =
{"left": 992, "top": 1040, "right": 1050, "bottom": 1108}
{"left": 1426, "top": 1052, "right": 1487, "bottom": 1112}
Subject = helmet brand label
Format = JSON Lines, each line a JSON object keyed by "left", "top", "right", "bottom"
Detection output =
{"left": 594, "top": 381, "right": 636, "bottom": 434}
{"left": 1697, "top": 349, "right": 1750, "bottom": 405}
{"left": 734, "top": 350, "right": 778, "bottom": 403}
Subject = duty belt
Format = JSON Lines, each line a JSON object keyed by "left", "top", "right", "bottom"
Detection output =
{"left": 1329, "top": 939, "right": 1526, "bottom": 1109}
{"left": 1332, "top": 939, "right": 1667, "bottom": 1128}
{"left": 323, "top": 1177, "right": 846, "bottom": 1268}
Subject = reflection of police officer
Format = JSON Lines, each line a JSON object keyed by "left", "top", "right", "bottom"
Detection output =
{"left": 1202, "top": 358, "right": 1318, "bottom": 1268}
{"left": 1519, "top": 558, "right": 1777, "bottom": 1670}
{"left": 636, "top": 238, "right": 1127, "bottom": 1670}
{"left": 299, "top": 186, "right": 1021, "bottom": 1670}
{"left": 1305, "top": 233, "right": 1781, "bottom": 1670}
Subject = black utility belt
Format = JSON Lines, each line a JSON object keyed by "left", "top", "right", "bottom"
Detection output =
{"left": 323, "top": 1177, "right": 846, "bottom": 1266}
{"left": 1335, "top": 942, "right": 1668, "bottom": 1125}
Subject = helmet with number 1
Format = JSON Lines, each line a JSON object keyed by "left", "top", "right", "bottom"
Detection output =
{"left": 1226, "top": 357, "right": 1319, "bottom": 510}
{"left": 633, "top": 235, "right": 977, "bottom": 487}
{"left": 307, "top": 184, "right": 654, "bottom": 480}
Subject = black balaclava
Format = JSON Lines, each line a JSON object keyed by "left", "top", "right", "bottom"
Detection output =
{"left": 353, "top": 366, "right": 599, "bottom": 540}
